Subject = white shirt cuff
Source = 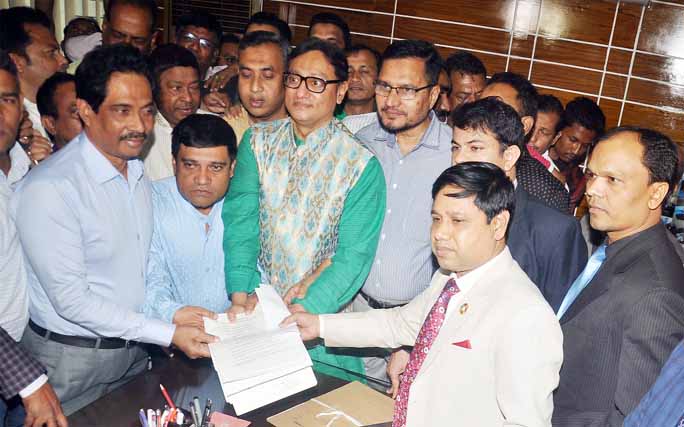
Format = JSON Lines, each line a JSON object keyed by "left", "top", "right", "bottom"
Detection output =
{"left": 139, "top": 318, "right": 176, "bottom": 347}
{"left": 318, "top": 315, "right": 325, "bottom": 339}
{"left": 19, "top": 374, "right": 48, "bottom": 398}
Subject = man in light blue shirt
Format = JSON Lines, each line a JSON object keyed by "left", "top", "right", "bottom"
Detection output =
{"left": 144, "top": 114, "right": 237, "bottom": 326}
{"left": 11, "top": 45, "right": 215, "bottom": 415}
{"left": 351, "top": 40, "right": 452, "bottom": 388}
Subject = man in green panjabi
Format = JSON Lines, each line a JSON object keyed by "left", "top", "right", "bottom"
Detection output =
{"left": 222, "top": 37, "right": 386, "bottom": 381}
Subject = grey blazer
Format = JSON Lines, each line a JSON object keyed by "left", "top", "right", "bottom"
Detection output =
{"left": 553, "top": 223, "right": 684, "bottom": 426}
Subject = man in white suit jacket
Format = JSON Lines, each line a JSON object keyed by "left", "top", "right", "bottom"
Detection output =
{"left": 283, "top": 162, "right": 563, "bottom": 427}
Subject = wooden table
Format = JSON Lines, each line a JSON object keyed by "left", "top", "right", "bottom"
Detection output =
{"left": 68, "top": 352, "right": 391, "bottom": 427}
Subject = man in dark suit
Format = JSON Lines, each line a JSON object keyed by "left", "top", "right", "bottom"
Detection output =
{"left": 450, "top": 97, "right": 586, "bottom": 311}
{"left": 553, "top": 127, "right": 684, "bottom": 426}
{"left": 481, "top": 72, "right": 571, "bottom": 213}
{"left": 0, "top": 327, "right": 67, "bottom": 427}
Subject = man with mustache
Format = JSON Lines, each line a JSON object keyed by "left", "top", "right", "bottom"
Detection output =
{"left": 223, "top": 38, "right": 385, "bottom": 381}
{"left": 11, "top": 45, "right": 216, "bottom": 415}
{"left": 143, "top": 114, "right": 237, "bottom": 329}
{"left": 341, "top": 44, "right": 382, "bottom": 134}
{"left": 225, "top": 31, "right": 289, "bottom": 144}
{"left": 553, "top": 127, "right": 684, "bottom": 426}
{"left": 143, "top": 44, "right": 202, "bottom": 180}
{"left": 351, "top": 40, "right": 452, "bottom": 387}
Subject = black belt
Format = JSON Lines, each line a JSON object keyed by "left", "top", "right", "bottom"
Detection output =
{"left": 359, "top": 291, "right": 406, "bottom": 309}
{"left": 29, "top": 320, "right": 138, "bottom": 350}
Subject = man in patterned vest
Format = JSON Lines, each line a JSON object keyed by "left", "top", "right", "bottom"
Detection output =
{"left": 222, "top": 37, "right": 386, "bottom": 381}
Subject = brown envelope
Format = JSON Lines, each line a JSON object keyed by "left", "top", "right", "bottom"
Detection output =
{"left": 267, "top": 381, "right": 394, "bottom": 427}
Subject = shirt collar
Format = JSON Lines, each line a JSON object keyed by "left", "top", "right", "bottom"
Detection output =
{"left": 450, "top": 246, "right": 509, "bottom": 294}
{"left": 156, "top": 112, "right": 173, "bottom": 130}
{"left": 4, "top": 142, "right": 31, "bottom": 188}
{"left": 375, "top": 111, "right": 442, "bottom": 151}
{"left": 80, "top": 132, "right": 144, "bottom": 185}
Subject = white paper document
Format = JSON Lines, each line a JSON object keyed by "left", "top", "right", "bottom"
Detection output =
{"left": 204, "top": 285, "right": 317, "bottom": 415}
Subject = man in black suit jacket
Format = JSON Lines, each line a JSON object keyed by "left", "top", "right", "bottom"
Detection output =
{"left": 481, "top": 72, "right": 571, "bottom": 213}
{"left": 451, "top": 97, "right": 586, "bottom": 311}
{"left": 553, "top": 127, "right": 684, "bottom": 426}
{"left": 0, "top": 327, "right": 67, "bottom": 427}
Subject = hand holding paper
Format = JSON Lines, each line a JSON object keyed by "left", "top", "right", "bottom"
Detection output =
{"left": 280, "top": 312, "right": 321, "bottom": 341}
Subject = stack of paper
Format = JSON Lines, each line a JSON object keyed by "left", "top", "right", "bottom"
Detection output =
{"left": 204, "top": 285, "right": 318, "bottom": 415}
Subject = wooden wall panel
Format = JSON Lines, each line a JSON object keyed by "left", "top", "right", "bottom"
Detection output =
{"left": 262, "top": 0, "right": 684, "bottom": 142}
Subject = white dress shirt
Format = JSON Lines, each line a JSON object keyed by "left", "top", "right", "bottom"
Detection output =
{"left": 0, "top": 147, "right": 30, "bottom": 341}
{"left": 11, "top": 132, "right": 175, "bottom": 346}
{"left": 143, "top": 113, "right": 175, "bottom": 181}
{"left": 23, "top": 98, "right": 48, "bottom": 139}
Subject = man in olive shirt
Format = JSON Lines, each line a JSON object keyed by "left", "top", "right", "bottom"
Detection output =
{"left": 222, "top": 38, "right": 385, "bottom": 381}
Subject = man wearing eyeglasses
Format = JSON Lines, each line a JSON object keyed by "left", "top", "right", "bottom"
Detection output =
{"left": 222, "top": 37, "right": 386, "bottom": 382}
{"left": 175, "top": 12, "right": 222, "bottom": 80}
{"left": 350, "top": 39, "right": 452, "bottom": 389}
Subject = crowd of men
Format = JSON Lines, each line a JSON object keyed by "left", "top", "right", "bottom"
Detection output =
{"left": 1, "top": 1, "right": 683, "bottom": 426}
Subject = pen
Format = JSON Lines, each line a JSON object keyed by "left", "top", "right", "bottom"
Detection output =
{"left": 159, "top": 384, "right": 176, "bottom": 410}
{"left": 147, "top": 409, "right": 155, "bottom": 427}
{"left": 189, "top": 400, "right": 199, "bottom": 427}
{"left": 156, "top": 409, "right": 161, "bottom": 427}
{"left": 200, "top": 399, "right": 212, "bottom": 427}
{"left": 139, "top": 409, "right": 148, "bottom": 427}
{"left": 176, "top": 411, "right": 184, "bottom": 425}
{"left": 192, "top": 396, "right": 202, "bottom": 426}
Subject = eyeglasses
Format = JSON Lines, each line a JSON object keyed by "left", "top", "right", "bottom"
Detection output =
{"left": 374, "top": 81, "right": 435, "bottom": 100}
{"left": 178, "top": 32, "right": 216, "bottom": 50}
{"left": 283, "top": 72, "right": 343, "bottom": 94}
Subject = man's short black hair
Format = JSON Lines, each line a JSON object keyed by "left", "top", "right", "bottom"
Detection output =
{"left": 451, "top": 97, "right": 525, "bottom": 150}
{"left": 308, "top": 12, "right": 352, "bottom": 50}
{"left": 220, "top": 33, "right": 240, "bottom": 46}
{"left": 76, "top": 44, "right": 154, "bottom": 112}
{"left": 105, "top": 0, "right": 157, "bottom": 32}
{"left": 238, "top": 31, "right": 289, "bottom": 69}
{"left": 0, "top": 7, "right": 52, "bottom": 59}
{"left": 537, "top": 94, "right": 564, "bottom": 133}
{"left": 175, "top": 10, "right": 223, "bottom": 43}
{"left": 446, "top": 51, "right": 487, "bottom": 78}
{"left": 432, "top": 161, "right": 515, "bottom": 224}
{"left": 382, "top": 39, "right": 442, "bottom": 86}
{"left": 63, "top": 16, "right": 101, "bottom": 40}
{"left": 561, "top": 97, "right": 605, "bottom": 137}
{"left": 0, "top": 50, "right": 19, "bottom": 80}
{"left": 245, "top": 12, "right": 292, "bottom": 45}
{"left": 347, "top": 44, "right": 381, "bottom": 71}
{"left": 289, "top": 37, "right": 348, "bottom": 81}
{"left": 487, "top": 72, "right": 539, "bottom": 119}
{"left": 596, "top": 126, "right": 680, "bottom": 203}
{"left": 172, "top": 114, "right": 237, "bottom": 160}
{"left": 148, "top": 44, "right": 200, "bottom": 103}
{"left": 37, "top": 72, "right": 76, "bottom": 118}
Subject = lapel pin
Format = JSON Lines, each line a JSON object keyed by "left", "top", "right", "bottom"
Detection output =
{"left": 459, "top": 303, "right": 469, "bottom": 314}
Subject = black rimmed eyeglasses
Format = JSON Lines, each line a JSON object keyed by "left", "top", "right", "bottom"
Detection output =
{"left": 283, "top": 72, "right": 344, "bottom": 94}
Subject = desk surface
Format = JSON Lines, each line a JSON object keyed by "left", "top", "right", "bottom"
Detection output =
{"left": 68, "top": 353, "right": 391, "bottom": 427}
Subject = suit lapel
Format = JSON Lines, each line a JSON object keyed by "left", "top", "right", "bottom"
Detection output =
{"left": 419, "top": 254, "right": 513, "bottom": 372}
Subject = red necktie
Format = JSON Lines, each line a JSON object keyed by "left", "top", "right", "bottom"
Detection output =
{"left": 393, "top": 278, "right": 460, "bottom": 427}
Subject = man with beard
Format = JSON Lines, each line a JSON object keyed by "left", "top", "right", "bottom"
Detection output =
{"left": 351, "top": 40, "right": 452, "bottom": 387}
{"left": 144, "top": 44, "right": 202, "bottom": 180}
{"left": 11, "top": 45, "right": 215, "bottom": 415}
